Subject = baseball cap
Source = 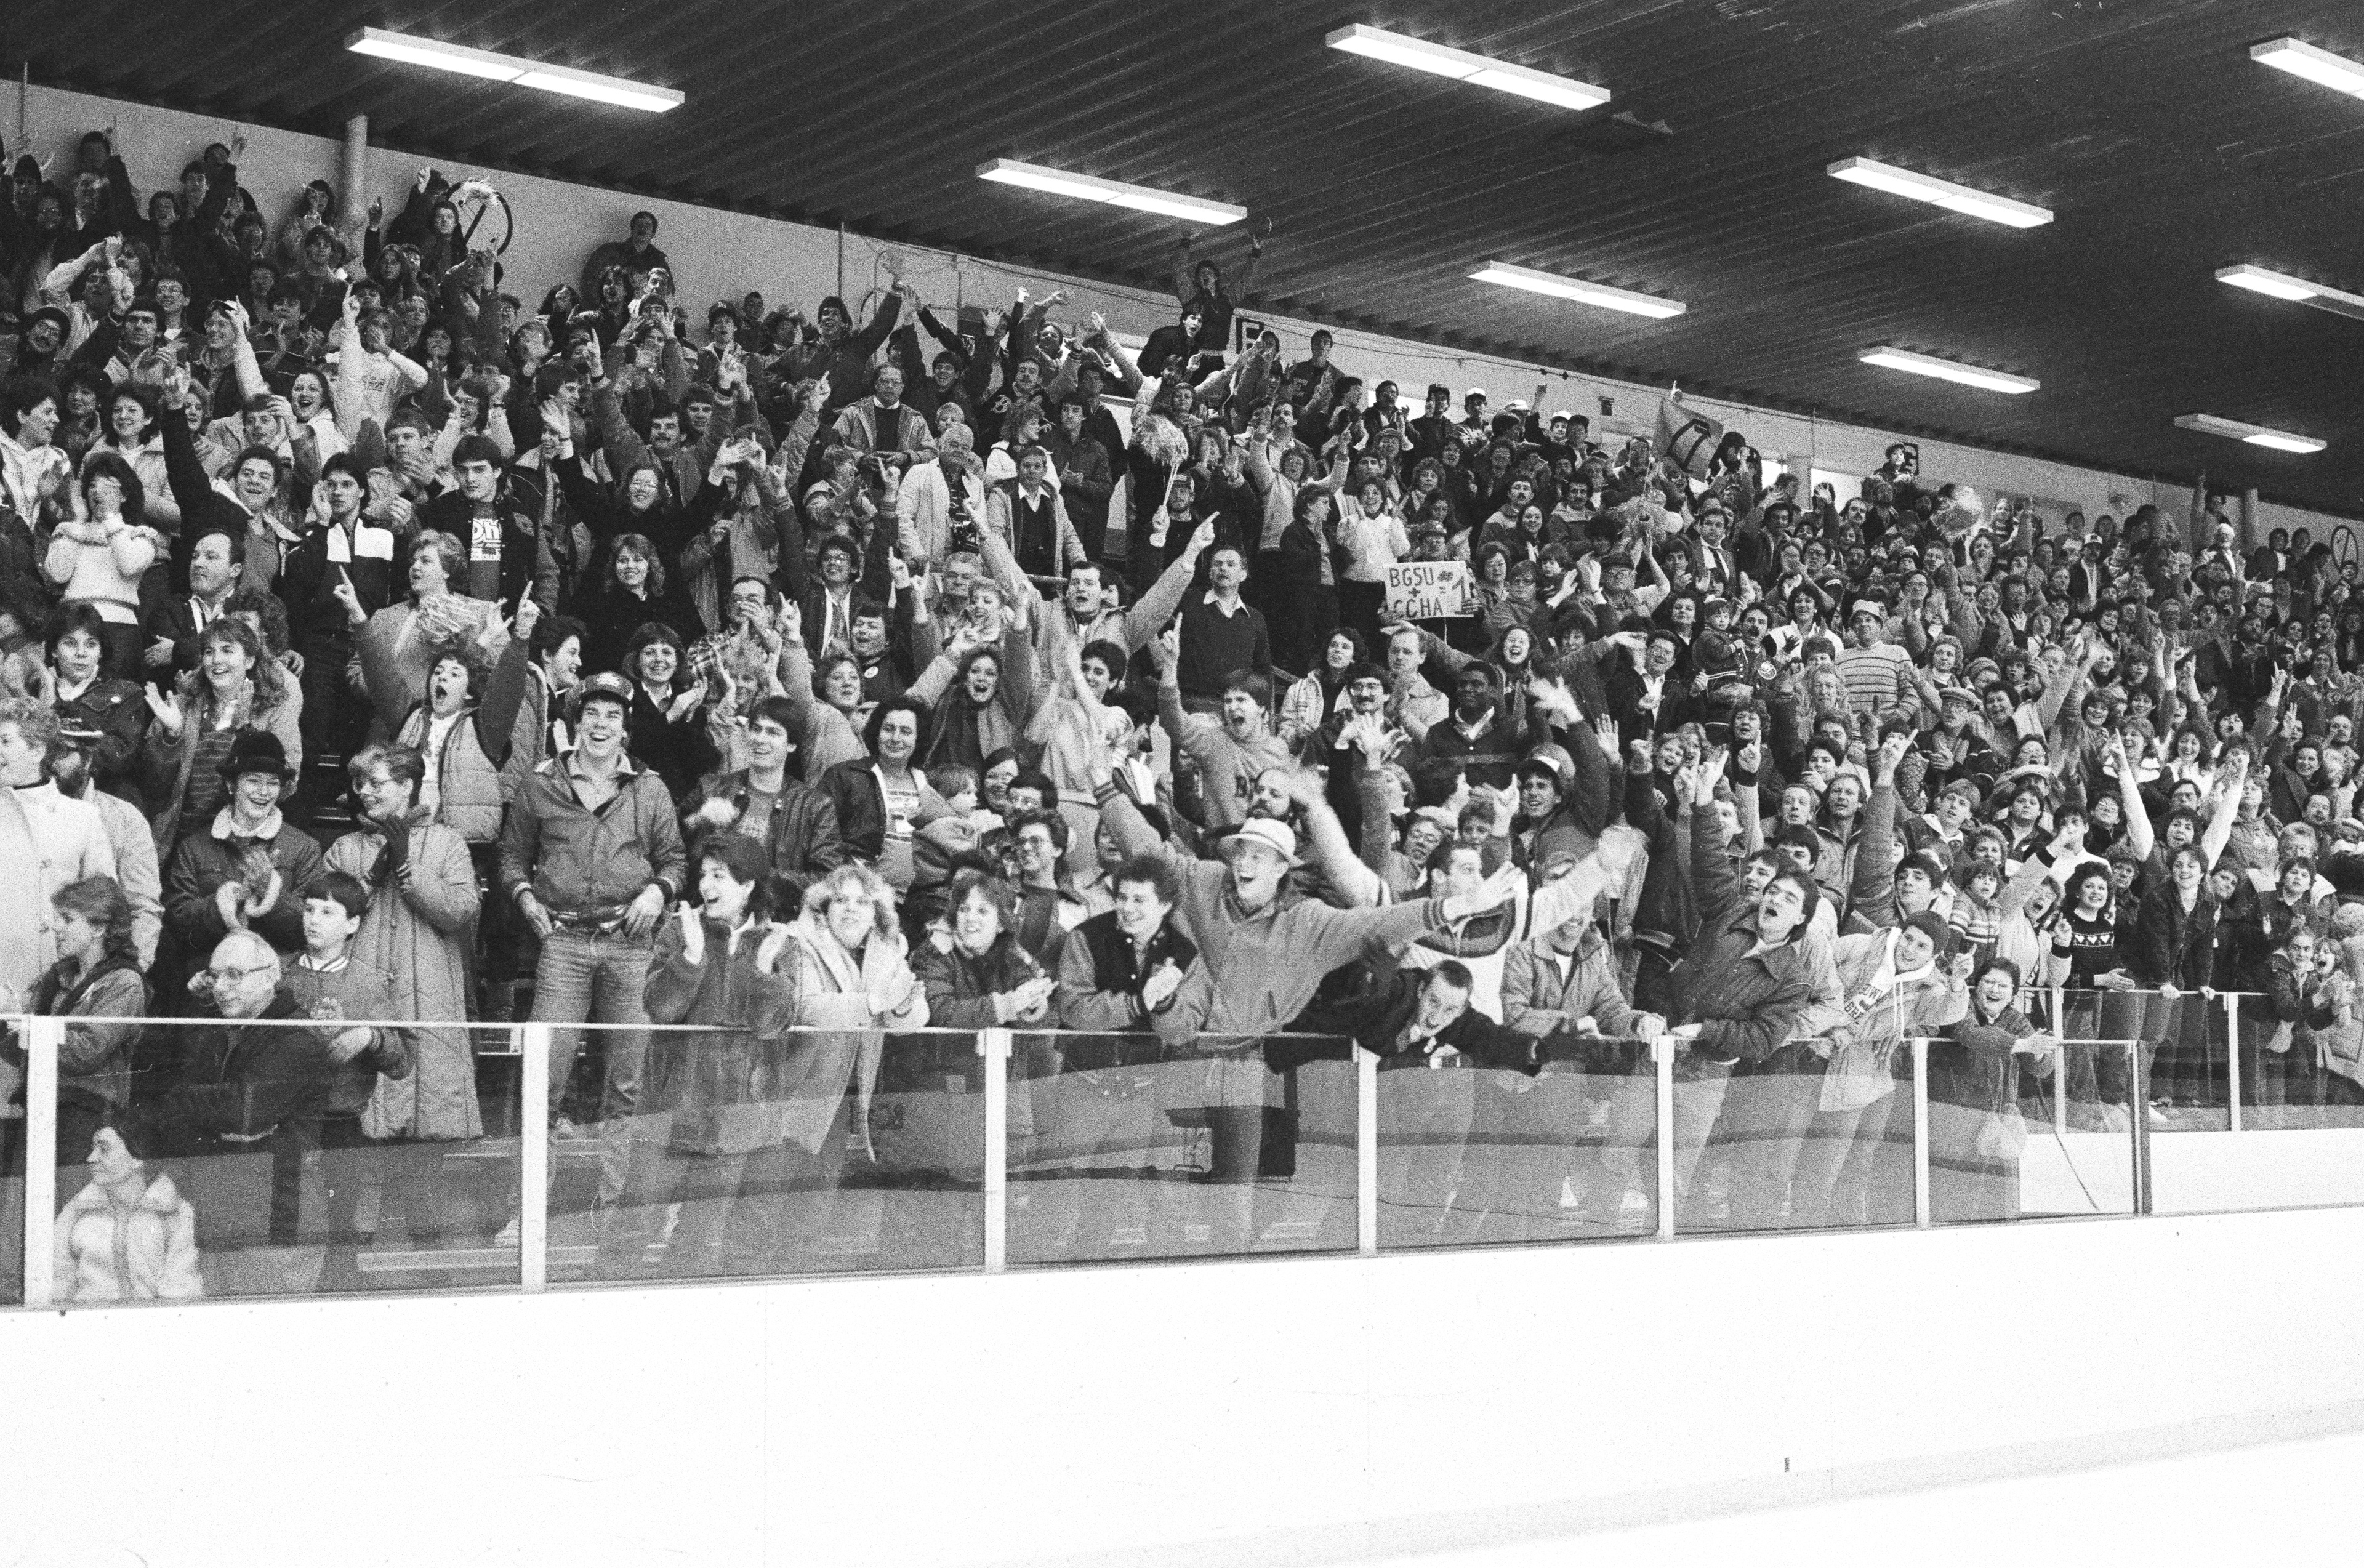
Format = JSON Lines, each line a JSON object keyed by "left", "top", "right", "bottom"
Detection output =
{"left": 573, "top": 671, "right": 635, "bottom": 717}
{"left": 1519, "top": 744, "right": 1576, "bottom": 789}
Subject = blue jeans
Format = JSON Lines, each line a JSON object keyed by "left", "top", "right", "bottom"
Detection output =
{"left": 533, "top": 927, "right": 653, "bottom": 1205}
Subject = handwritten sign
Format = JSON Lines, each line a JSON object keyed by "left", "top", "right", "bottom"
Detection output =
{"left": 1385, "top": 561, "right": 1473, "bottom": 621}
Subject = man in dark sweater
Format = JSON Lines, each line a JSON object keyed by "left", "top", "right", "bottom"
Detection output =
{"left": 156, "top": 930, "right": 343, "bottom": 1293}
{"left": 1174, "top": 544, "right": 1271, "bottom": 711}
{"left": 1415, "top": 664, "right": 1527, "bottom": 790}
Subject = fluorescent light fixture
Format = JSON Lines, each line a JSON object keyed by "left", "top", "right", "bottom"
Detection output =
{"left": 511, "top": 67, "right": 685, "bottom": 113}
{"left": 2253, "top": 36, "right": 2364, "bottom": 100}
{"left": 345, "top": 27, "right": 683, "bottom": 111}
{"left": 1827, "top": 157, "right": 2052, "bottom": 228}
{"left": 1470, "top": 261, "right": 1684, "bottom": 318}
{"left": 975, "top": 159, "right": 1245, "bottom": 225}
{"left": 2174, "top": 413, "right": 2326, "bottom": 453}
{"left": 2216, "top": 263, "right": 2318, "bottom": 301}
{"left": 1858, "top": 345, "right": 2040, "bottom": 395}
{"left": 1326, "top": 25, "right": 1610, "bottom": 111}
{"left": 2216, "top": 262, "right": 2364, "bottom": 321}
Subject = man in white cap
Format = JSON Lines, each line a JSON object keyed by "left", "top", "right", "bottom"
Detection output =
{"left": 1092, "top": 754, "right": 1523, "bottom": 1044}
{"left": 1834, "top": 595, "right": 1915, "bottom": 719}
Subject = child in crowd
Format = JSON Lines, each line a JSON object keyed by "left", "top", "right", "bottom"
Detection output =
{"left": 1948, "top": 860, "right": 2005, "bottom": 965}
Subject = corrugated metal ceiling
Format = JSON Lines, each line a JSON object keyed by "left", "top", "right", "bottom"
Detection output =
{"left": 19, "top": 0, "right": 2364, "bottom": 514}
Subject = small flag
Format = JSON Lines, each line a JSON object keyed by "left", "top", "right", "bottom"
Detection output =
{"left": 1655, "top": 393, "right": 1723, "bottom": 480}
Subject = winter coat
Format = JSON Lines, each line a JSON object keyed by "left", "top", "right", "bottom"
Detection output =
{"left": 778, "top": 910, "right": 928, "bottom": 1157}
{"left": 377, "top": 636, "right": 530, "bottom": 843}
{"left": 1822, "top": 929, "right": 1971, "bottom": 1112}
{"left": 640, "top": 912, "right": 800, "bottom": 1156}
{"left": 912, "top": 929, "right": 1047, "bottom": 1031}
{"left": 26, "top": 949, "right": 146, "bottom": 1114}
{"left": 52, "top": 1171, "right": 203, "bottom": 1302}
{"left": 2126, "top": 882, "right": 2218, "bottom": 989}
{"left": 677, "top": 768, "right": 845, "bottom": 888}
{"left": 1500, "top": 924, "right": 1645, "bottom": 1042}
{"left": 1929, "top": 1000, "right": 2044, "bottom": 1117}
{"left": 140, "top": 666, "right": 305, "bottom": 853}
{"left": 326, "top": 810, "right": 483, "bottom": 1140}
{"left": 162, "top": 808, "right": 326, "bottom": 963}
{"left": 0, "top": 782, "right": 116, "bottom": 1017}
{"left": 52, "top": 675, "right": 147, "bottom": 800}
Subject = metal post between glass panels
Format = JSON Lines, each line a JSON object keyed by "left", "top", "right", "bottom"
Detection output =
{"left": 1355, "top": 1047, "right": 1378, "bottom": 1256}
{"left": 519, "top": 1023, "right": 550, "bottom": 1293}
{"left": 1911, "top": 1039, "right": 1931, "bottom": 1229}
{"left": 1653, "top": 1039, "right": 1675, "bottom": 1239}
{"left": 2130, "top": 1037, "right": 2153, "bottom": 1215}
{"left": 2224, "top": 992, "right": 2243, "bottom": 1133}
{"left": 2050, "top": 989, "right": 2069, "bottom": 1139}
{"left": 981, "top": 1029, "right": 1009, "bottom": 1272}
{"left": 22, "top": 1016, "right": 59, "bottom": 1308}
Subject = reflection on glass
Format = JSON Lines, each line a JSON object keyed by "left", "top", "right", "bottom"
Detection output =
{"left": 585, "top": 1028, "right": 985, "bottom": 1282}
{"left": 1010, "top": 1035, "right": 1355, "bottom": 1263}
{"left": 1678, "top": 1045, "right": 1913, "bottom": 1235}
{"left": 1382, "top": 1038, "right": 1657, "bottom": 1248}
{"left": 1932, "top": 987, "right": 2136, "bottom": 1223}
{"left": 30, "top": 1016, "right": 526, "bottom": 1303}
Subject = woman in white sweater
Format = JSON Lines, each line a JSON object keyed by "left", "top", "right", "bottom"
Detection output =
{"left": 44, "top": 451, "right": 159, "bottom": 678}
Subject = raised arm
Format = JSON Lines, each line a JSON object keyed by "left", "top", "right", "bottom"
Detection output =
{"left": 2200, "top": 751, "right": 2249, "bottom": 870}
{"left": 2110, "top": 735, "right": 2155, "bottom": 862}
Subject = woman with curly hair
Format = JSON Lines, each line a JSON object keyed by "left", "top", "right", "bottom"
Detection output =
{"left": 137, "top": 616, "right": 302, "bottom": 851}
{"left": 46, "top": 449, "right": 159, "bottom": 678}
{"left": 763, "top": 864, "right": 928, "bottom": 1260}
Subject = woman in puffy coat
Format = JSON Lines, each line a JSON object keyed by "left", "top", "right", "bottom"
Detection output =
{"left": 595, "top": 832, "right": 798, "bottom": 1280}
{"left": 323, "top": 742, "right": 482, "bottom": 1245}
{"left": 52, "top": 1110, "right": 202, "bottom": 1303}
{"left": 1786, "top": 911, "right": 1971, "bottom": 1230}
{"left": 746, "top": 864, "right": 927, "bottom": 1273}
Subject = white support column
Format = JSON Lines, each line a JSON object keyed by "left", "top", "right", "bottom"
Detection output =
{"left": 1356, "top": 1047, "right": 1378, "bottom": 1256}
{"left": 22, "top": 1016, "right": 60, "bottom": 1307}
{"left": 2051, "top": 987, "right": 2070, "bottom": 1138}
{"left": 1912, "top": 1038, "right": 1932, "bottom": 1229}
{"left": 1654, "top": 1038, "right": 1676, "bottom": 1239}
{"left": 518, "top": 1023, "right": 550, "bottom": 1293}
{"left": 2224, "top": 992, "right": 2243, "bottom": 1133}
{"left": 981, "top": 1030, "right": 1010, "bottom": 1272}
{"left": 341, "top": 115, "right": 369, "bottom": 227}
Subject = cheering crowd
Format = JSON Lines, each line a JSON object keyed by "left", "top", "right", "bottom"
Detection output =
{"left": 2, "top": 120, "right": 2361, "bottom": 1297}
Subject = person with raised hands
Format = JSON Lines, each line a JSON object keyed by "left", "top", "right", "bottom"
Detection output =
{"left": 1593, "top": 749, "right": 1827, "bottom": 1223}
{"left": 1088, "top": 718, "right": 1530, "bottom": 1044}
